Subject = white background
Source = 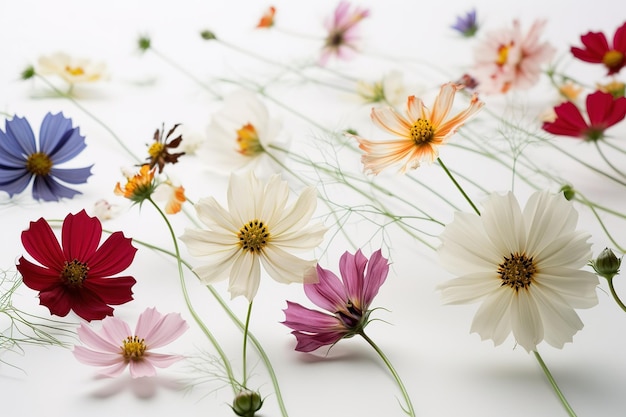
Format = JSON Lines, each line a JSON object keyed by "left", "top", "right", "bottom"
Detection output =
{"left": 1, "top": 1, "right": 626, "bottom": 416}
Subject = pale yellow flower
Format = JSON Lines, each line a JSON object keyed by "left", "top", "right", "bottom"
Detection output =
{"left": 354, "top": 82, "right": 483, "bottom": 175}
{"left": 38, "top": 52, "right": 107, "bottom": 85}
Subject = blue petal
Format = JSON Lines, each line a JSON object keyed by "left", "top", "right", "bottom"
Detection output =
{"left": 49, "top": 165, "right": 93, "bottom": 184}
{"left": 2, "top": 116, "right": 36, "bottom": 155}
{"left": 40, "top": 112, "right": 87, "bottom": 163}
{"left": 0, "top": 169, "right": 32, "bottom": 197}
{"left": 0, "top": 138, "right": 27, "bottom": 166}
{"left": 32, "top": 175, "right": 82, "bottom": 201}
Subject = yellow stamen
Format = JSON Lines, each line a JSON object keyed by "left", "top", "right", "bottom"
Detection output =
{"left": 65, "top": 65, "right": 85, "bottom": 76}
{"left": 238, "top": 219, "right": 270, "bottom": 253}
{"left": 121, "top": 336, "right": 147, "bottom": 361}
{"left": 496, "top": 44, "right": 511, "bottom": 66}
{"left": 61, "top": 259, "right": 89, "bottom": 287}
{"left": 602, "top": 50, "right": 624, "bottom": 70}
{"left": 148, "top": 142, "right": 165, "bottom": 159}
{"left": 498, "top": 252, "right": 537, "bottom": 291}
{"left": 410, "top": 119, "right": 435, "bottom": 143}
{"left": 25, "top": 152, "right": 53, "bottom": 176}
{"left": 236, "top": 123, "right": 264, "bottom": 156}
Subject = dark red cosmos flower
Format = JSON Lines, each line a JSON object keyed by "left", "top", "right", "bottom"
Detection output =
{"left": 542, "top": 90, "right": 626, "bottom": 141}
{"left": 16, "top": 210, "right": 137, "bottom": 321}
{"left": 571, "top": 22, "right": 626, "bottom": 75}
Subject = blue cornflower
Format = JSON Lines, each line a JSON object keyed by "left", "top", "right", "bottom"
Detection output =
{"left": 0, "top": 112, "right": 92, "bottom": 201}
{"left": 451, "top": 9, "right": 478, "bottom": 38}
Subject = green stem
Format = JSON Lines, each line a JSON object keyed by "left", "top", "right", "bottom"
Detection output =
{"left": 242, "top": 301, "right": 253, "bottom": 388}
{"left": 35, "top": 74, "right": 141, "bottom": 163}
{"left": 437, "top": 157, "right": 480, "bottom": 216}
{"left": 146, "top": 197, "right": 237, "bottom": 393}
{"left": 594, "top": 140, "right": 626, "bottom": 179}
{"left": 533, "top": 350, "right": 577, "bottom": 417}
{"left": 606, "top": 277, "right": 626, "bottom": 313}
{"left": 360, "top": 331, "right": 416, "bottom": 417}
{"left": 118, "top": 232, "right": 291, "bottom": 417}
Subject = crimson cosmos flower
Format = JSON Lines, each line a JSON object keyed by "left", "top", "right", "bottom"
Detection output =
{"left": 16, "top": 210, "right": 137, "bottom": 321}
{"left": 571, "top": 21, "right": 626, "bottom": 75}
{"left": 542, "top": 90, "right": 626, "bottom": 141}
{"left": 283, "top": 249, "right": 388, "bottom": 352}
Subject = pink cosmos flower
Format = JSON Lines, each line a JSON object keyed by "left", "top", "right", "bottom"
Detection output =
{"left": 73, "top": 307, "right": 188, "bottom": 378}
{"left": 319, "top": 1, "right": 369, "bottom": 66}
{"left": 282, "top": 249, "right": 388, "bottom": 352}
{"left": 473, "top": 20, "right": 555, "bottom": 94}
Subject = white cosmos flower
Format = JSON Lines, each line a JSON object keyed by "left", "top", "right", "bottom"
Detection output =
{"left": 201, "top": 90, "right": 287, "bottom": 176}
{"left": 38, "top": 52, "right": 107, "bottom": 85}
{"left": 179, "top": 170, "right": 327, "bottom": 301}
{"left": 438, "top": 191, "right": 598, "bottom": 352}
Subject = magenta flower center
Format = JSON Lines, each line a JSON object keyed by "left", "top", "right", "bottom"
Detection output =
{"left": 61, "top": 259, "right": 89, "bottom": 287}
{"left": 238, "top": 219, "right": 270, "bottom": 253}
{"left": 337, "top": 300, "right": 364, "bottom": 329}
{"left": 498, "top": 252, "right": 537, "bottom": 291}
{"left": 121, "top": 336, "right": 147, "bottom": 361}
{"left": 25, "top": 152, "right": 53, "bottom": 176}
{"left": 603, "top": 50, "right": 625, "bottom": 70}
{"left": 410, "top": 119, "right": 435, "bottom": 143}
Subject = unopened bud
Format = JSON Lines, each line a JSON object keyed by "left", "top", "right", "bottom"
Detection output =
{"left": 590, "top": 248, "right": 622, "bottom": 280}
{"left": 560, "top": 185, "right": 575, "bottom": 201}
{"left": 138, "top": 36, "right": 151, "bottom": 52}
{"left": 231, "top": 389, "right": 263, "bottom": 417}
{"left": 200, "top": 30, "right": 217, "bottom": 41}
{"left": 21, "top": 66, "right": 36, "bottom": 80}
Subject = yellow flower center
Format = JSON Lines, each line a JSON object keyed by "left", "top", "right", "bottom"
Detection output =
{"left": 236, "top": 123, "right": 264, "bottom": 156}
{"left": 61, "top": 259, "right": 89, "bottom": 287}
{"left": 148, "top": 142, "right": 165, "bottom": 159}
{"left": 602, "top": 50, "right": 624, "bottom": 70}
{"left": 121, "top": 336, "right": 147, "bottom": 361}
{"left": 410, "top": 119, "right": 435, "bottom": 143}
{"left": 65, "top": 65, "right": 85, "bottom": 76}
{"left": 25, "top": 152, "right": 53, "bottom": 176}
{"left": 496, "top": 44, "right": 511, "bottom": 66}
{"left": 498, "top": 252, "right": 537, "bottom": 291}
{"left": 238, "top": 219, "right": 270, "bottom": 253}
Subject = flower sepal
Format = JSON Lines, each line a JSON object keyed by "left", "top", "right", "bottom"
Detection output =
{"left": 231, "top": 389, "right": 264, "bottom": 417}
{"left": 590, "top": 248, "right": 622, "bottom": 280}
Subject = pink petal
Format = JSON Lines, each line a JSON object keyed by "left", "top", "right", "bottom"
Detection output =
{"left": 129, "top": 359, "right": 157, "bottom": 378}
{"left": 145, "top": 353, "right": 184, "bottom": 368}
{"left": 73, "top": 346, "right": 123, "bottom": 367}
{"left": 303, "top": 264, "right": 347, "bottom": 312}
{"left": 136, "top": 308, "right": 188, "bottom": 349}
{"left": 283, "top": 301, "right": 344, "bottom": 332}
{"left": 77, "top": 322, "right": 120, "bottom": 352}
{"left": 339, "top": 250, "right": 367, "bottom": 304}
{"left": 361, "top": 249, "right": 389, "bottom": 307}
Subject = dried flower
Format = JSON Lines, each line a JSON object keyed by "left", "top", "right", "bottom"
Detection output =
{"left": 146, "top": 124, "right": 185, "bottom": 173}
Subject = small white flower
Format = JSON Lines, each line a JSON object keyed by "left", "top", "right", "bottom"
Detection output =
{"left": 37, "top": 52, "right": 107, "bottom": 85}
{"left": 438, "top": 191, "right": 598, "bottom": 352}
{"left": 180, "top": 171, "right": 327, "bottom": 301}
{"left": 356, "top": 71, "right": 406, "bottom": 106}
{"left": 201, "top": 90, "right": 287, "bottom": 176}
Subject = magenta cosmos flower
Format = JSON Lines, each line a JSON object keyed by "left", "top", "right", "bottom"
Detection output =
{"left": 16, "top": 210, "right": 137, "bottom": 321}
{"left": 73, "top": 307, "right": 188, "bottom": 378}
{"left": 542, "top": 90, "right": 626, "bottom": 141}
{"left": 283, "top": 249, "right": 388, "bottom": 352}
{"left": 571, "top": 21, "right": 626, "bottom": 75}
{"left": 319, "top": 1, "right": 369, "bottom": 66}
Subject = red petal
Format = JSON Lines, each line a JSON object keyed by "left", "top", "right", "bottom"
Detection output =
{"left": 571, "top": 31, "right": 609, "bottom": 63}
{"left": 83, "top": 276, "right": 136, "bottom": 305}
{"left": 67, "top": 289, "right": 115, "bottom": 321}
{"left": 38, "top": 286, "right": 73, "bottom": 317}
{"left": 586, "top": 90, "right": 615, "bottom": 127}
{"left": 20, "top": 217, "right": 64, "bottom": 270}
{"left": 542, "top": 101, "right": 587, "bottom": 137}
{"left": 16, "top": 257, "right": 62, "bottom": 291}
{"left": 85, "top": 232, "right": 137, "bottom": 277}
{"left": 62, "top": 210, "right": 101, "bottom": 261}
{"left": 612, "top": 22, "right": 626, "bottom": 51}
{"left": 604, "top": 96, "right": 626, "bottom": 128}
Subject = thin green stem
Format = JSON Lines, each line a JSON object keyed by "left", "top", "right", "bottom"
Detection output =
{"left": 35, "top": 74, "right": 141, "bottom": 163}
{"left": 437, "top": 157, "right": 480, "bottom": 216}
{"left": 146, "top": 197, "right": 237, "bottom": 393}
{"left": 594, "top": 140, "right": 626, "bottom": 179}
{"left": 118, "top": 231, "right": 290, "bottom": 417}
{"left": 606, "top": 277, "right": 626, "bottom": 313}
{"left": 360, "top": 331, "right": 416, "bottom": 417}
{"left": 242, "top": 301, "right": 254, "bottom": 388}
{"left": 533, "top": 350, "right": 577, "bottom": 417}
{"left": 575, "top": 191, "right": 626, "bottom": 252}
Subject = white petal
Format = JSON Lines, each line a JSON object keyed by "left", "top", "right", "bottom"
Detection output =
{"left": 531, "top": 285, "right": 584, "bottom": 348}
{"left": 179, "top": 228, "right": 238, "bottom": 256}
{"left": 195, "top": 196, "right": 238, "bottom": 233}
{"left": 470, "top": 289, "right": 514, "bottom": 346}
{"left": 260, "top": 245, "right": 316, "bottom": 284}
{"left": 535, "top": 269, "right": 599, "bottom": 308}
{"left": 438, "top": 272, "right": 500, "bottom": 304}
{"left": 228, "top": 251, "right": 261, "bottom": 300}
{"left": 191, "top": 247, "right": 241, "bottom": 284}
{"left": 481, "top": 192, "right": 526, "bottom": 255}
{"left": 270, "top": 223, "right": 327, "bottom": 251}
{"left": 272, "top": 187, "right": 318, "bottom": 236}
{"left": 510, "top": 290, "right": 543, "bottom": 352}
{"left": 523, "top": 191, "right": 578, "bottom": 256}
{"left": 259, "top": 174, "right": 289, "bottom": 225}
{"left": 535, "top": 231, "right": 592, "bottom": 270}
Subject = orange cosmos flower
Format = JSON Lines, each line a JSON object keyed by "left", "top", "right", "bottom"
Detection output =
{"left": 256, "top": 6, "right": 276, "bottom": 29}
{"left": 114, "top": 164, "right": 156, "bottom": 203}
{"left": 354, "top": 82, "right": 484, "bottom": 175}
{"left": 154, "top": 181, "right": 186, "bottom": 214}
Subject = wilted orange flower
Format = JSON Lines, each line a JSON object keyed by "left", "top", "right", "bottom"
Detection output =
{"left": 256, "top": 6, "right": 276, "bottom": 29}
{"left": 154, "top": 182, "right": 186, "bottom": 214}
{"left": 354, "top": 83, "right": 483, "bottom": 175}
{"left": 114, "top": 164, "right": 156, "bottom": 203}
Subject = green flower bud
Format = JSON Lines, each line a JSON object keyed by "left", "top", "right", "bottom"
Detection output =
{"left": 200, "top": 30, "right": 217, "bottom": 40}
{"left": 21, "top": 66, "right": 36, "bottom": 80}
{"left": 345, "top": 128, "right": 358, "bottom": 136}
{"left": 560, "top": 184, "right": 575, "bottom": 201}
{"left": 590, "top": 248, "right": 622, "bottom": 280}
{"left": 231, "top": 389, "right": 263, "bottom": 417}
{"left": 138, "top": 36, "right": 151, "bottom": 52}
